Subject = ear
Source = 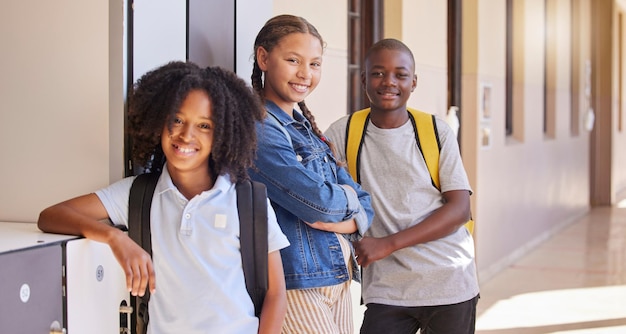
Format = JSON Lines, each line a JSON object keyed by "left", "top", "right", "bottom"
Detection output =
{"left": 256, "top": 46, "right": 269, "bottom": 72}
{"left": 411, "top": 73, "right": 417, "bottom": 92}
{"left": 361, "top": 71, "right": 367, "bottom": 89}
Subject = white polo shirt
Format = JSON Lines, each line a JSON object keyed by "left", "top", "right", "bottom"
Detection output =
{"left": 96, "top": 167, "right": 289, "bottom": 334}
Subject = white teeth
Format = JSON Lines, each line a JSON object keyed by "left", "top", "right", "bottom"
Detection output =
{"left": 292, "top": 84, "right": 308, "bottom": 92}
{"left": 177, "top": 146, "right": 195, "bottom": 153}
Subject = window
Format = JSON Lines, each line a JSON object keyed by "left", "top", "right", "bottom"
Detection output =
{"left": 544, "top": 0, "right": 556, "bottom": 138}
{"left": 506, "top": 0, "right": 514, "bottom": 136}
{"left": 505, "top": 0, "right": 525, "bottom": 141}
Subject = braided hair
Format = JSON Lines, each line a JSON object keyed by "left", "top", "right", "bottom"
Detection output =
{"left": 251, "top": 14, "right": 339, "bottom": 156}
{"left": 128, "top": 61, "right": 264, "bottom": 181}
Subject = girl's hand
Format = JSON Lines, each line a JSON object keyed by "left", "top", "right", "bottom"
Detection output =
{"left": 108, "top": 231, "right": 156, "bottom": 297}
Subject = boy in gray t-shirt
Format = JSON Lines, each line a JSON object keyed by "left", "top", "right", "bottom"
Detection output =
{"left": 325, "top": 38, "right": 479, "bottom": 334}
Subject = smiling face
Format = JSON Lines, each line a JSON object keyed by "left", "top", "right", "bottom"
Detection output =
{"left": 256, "top": 32, "right": 323, "bottom": 113}
{"left": 161, "top": 89, "right": 214, "bottom": 177}
{"left": 362, "top": 48, "right": 417, "bottom": 114}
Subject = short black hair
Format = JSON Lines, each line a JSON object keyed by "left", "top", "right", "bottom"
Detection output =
{"left": 365, "top": 38, "right": 415, "bottom": 67}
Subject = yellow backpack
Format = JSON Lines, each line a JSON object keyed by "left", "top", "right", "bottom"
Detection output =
{"left": 345, "top": 107, "right": 474, "bottom": 234}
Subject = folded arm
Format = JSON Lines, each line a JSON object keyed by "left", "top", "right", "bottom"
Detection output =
{"left": 252, "top": 120, "right": 373, "bottom": 236}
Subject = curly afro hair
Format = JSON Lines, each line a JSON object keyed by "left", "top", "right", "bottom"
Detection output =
{"left": 127, "top": 61, "right": 265, "bottom": 182}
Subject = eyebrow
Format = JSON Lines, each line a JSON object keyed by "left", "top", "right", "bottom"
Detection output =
{"left": 370, "top": 65, "right": 410, "bottom": 71}
{"left": 174, "top": 112, "right": 213, "bottom": 121}
{"left": 283, "top": 51, "right": 322, "bottom": 61}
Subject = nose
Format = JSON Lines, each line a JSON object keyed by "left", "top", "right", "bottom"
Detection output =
{"left": 297, "top": 64, "right": 312, "bottom": 80}
{"left": 177, "top": 124, "right": 194, "bottom": 141}
{"left": 382, "top": 74, "right": 396, "bottom": 87}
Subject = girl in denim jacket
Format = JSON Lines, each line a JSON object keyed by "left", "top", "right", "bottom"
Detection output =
{"left": 249, "top": 14, "right": 374, "bottom": 334}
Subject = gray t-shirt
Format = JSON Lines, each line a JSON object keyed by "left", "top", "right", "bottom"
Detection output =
{"left": 325, "top": 114, "right": 479, "bottom": 307}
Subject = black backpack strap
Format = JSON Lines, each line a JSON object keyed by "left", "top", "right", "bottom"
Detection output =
{"left": 251, "top": 180, "right": 269, "bottom": 308}
{"left": 237, "top": 179, "right": 269, "bottom": 318}
{"left": 128, "top": 172, "right": 160, "bottom": 334}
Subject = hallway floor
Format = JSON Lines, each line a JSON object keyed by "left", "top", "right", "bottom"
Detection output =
{"left": 475, "top": 200, "right": 626, "bottom": 333}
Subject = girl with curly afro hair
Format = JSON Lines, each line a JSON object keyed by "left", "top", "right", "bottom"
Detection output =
{"left": 129, "top": 61, "right": 262, "bottom": 182}
{"left": 39, "top": 61, "right": 290, "bottom": 333}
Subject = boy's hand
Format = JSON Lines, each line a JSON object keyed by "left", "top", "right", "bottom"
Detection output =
{"left": 108, "top": 231, "right": 156, "bottom": 297}
{"left": 352, "top": 236, "right": 394, "bottom": 267}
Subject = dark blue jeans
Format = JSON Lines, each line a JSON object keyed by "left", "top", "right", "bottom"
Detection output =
{"left": 360, "top": 294, "right": 479, "bottom": 334}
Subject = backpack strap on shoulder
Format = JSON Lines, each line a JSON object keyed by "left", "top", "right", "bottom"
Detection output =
{"left": 346, "top": 108, "right": 371, "bottom": 183}
{"left": 407, "top": 108, "right": 441, "bottom": 190}
{"left": 408, "top": 109, "right": 474, "bottom": 234}
{"left": 128, "top": 172, "right": 160, "bottom": 334}
{"left": 128, "top": 173, "right": 160, "bottom": 256}
{"left": 237, "top": 179, "right": 269, "bottom": 318}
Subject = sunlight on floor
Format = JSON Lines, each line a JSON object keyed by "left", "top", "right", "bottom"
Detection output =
{"left": 551, "top": 328, "right": 626, "bottom": 334}
{"left": 476, "top": 285, "right": 626, "bottom": 333}
{"left": 618, "top": 198, "right": 626, "bottom": 208}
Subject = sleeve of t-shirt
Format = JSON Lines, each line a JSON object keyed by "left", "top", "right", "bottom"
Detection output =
{"left": 94, "top": 176, "right": 136, "bottom": 229}
{"left": 436, "top": 118, "right": 473, "bottom": 194}
{"left": 266, "top": 199, "right": 290, "bottom": 253}
{"left": 323, "top": 115, "right": 349, "bottom": 162}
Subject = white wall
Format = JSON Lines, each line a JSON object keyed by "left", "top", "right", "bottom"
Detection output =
{"left": 470, "top": 0, "right": 591, "bottom": 280}
{"left": 614, "top": 1, "right": 626, "bottom": 201}
{"left": 235, "top": 0, "right": 273, "bottom": 80}
{"left": 400, "top": 0, "right": 449, "bottom": 118}
{"left": 132, "top": 0, "right": 186, "bottom": 80}
{"left": 0, "top": 1, "right": 113, "bottom": 222}
{"left": 0, "top": 0, "right": 188, "bottom": 222}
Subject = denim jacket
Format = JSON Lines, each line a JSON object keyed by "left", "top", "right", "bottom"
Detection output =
{"left": 249, "top": 101, "right": 374, "bottom": 290}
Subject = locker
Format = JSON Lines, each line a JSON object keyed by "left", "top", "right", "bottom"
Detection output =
{"left": 0, "top": 222, "right": 132, "bottom": 334}
{"left": 65, "top": 238, "right": 131, "bottom": 334}
{"left": 0, "top": 222, "right": 77, "bottom": 334}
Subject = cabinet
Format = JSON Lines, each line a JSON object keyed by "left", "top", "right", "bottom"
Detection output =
{"left": 0, "top": 222, "right": 131, "bottom": 333}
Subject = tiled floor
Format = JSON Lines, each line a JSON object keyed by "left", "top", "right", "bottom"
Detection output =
{"left": 475, "top": 200, "right": 626, "bottom": 334}
{"left": 350, "top": 199, "right": 626, "bottom": 333}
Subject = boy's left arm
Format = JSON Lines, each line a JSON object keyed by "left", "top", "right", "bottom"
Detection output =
{"left": 353, "top": 189, "right": 470, "bottom": 267}
{"left": 257, "top": 250, "right": 287, "bottom": 334}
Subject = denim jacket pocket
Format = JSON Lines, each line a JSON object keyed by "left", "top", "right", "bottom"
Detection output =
{"left": 293, "top": 143, "right": 338, "bottom": 183}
